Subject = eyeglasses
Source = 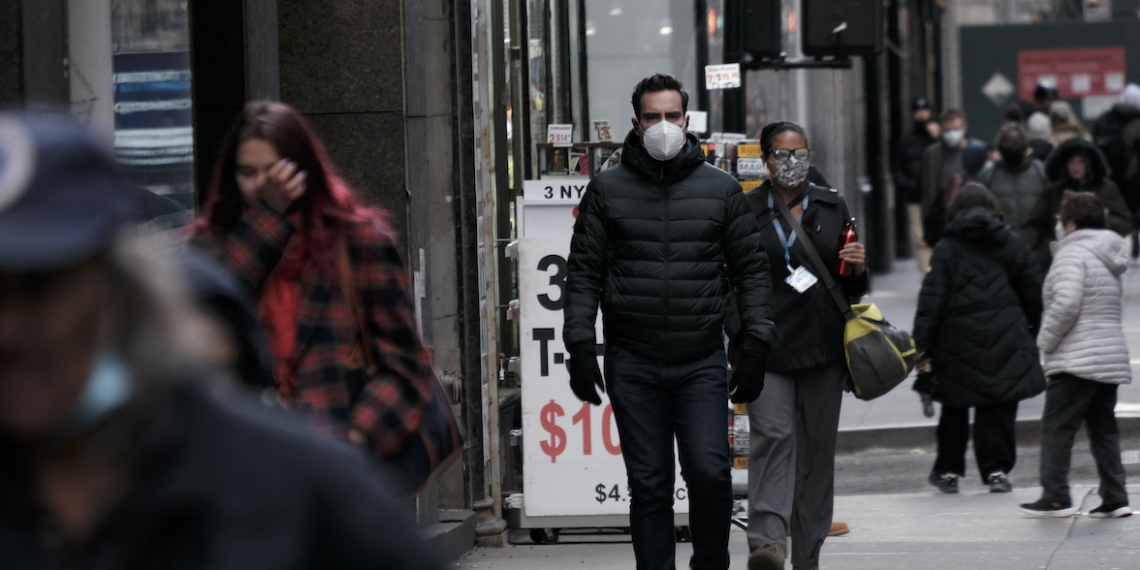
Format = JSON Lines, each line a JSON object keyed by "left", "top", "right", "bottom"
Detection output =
{"left": 770, "top": 148, "right": 809, "bottom": 161}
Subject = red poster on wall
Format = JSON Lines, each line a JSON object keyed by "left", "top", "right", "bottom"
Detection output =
{"left": 1018, "top": 47, "right": 1127, "bottom": 99}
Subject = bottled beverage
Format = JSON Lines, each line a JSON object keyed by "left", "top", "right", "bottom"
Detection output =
{"left": 834, "top": 218, "right": 858, "bottom": 275}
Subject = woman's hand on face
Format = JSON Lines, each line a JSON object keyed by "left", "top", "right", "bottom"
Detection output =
{"left": 839, "top": 242, "right": 866, "bottom": 276}
{"left": 260, "top": 158, "right": 308, "bottom": 214}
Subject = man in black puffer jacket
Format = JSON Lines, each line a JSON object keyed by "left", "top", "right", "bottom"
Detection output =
{"left": 563, "top": 74, "right": 776, "bottom": 570}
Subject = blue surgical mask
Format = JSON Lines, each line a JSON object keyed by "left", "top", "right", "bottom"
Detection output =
{"left": 55, "top": 350, "right": 134, "bottom": 440}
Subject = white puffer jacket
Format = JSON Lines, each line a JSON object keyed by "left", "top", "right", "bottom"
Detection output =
{"left": 1038, "top": 228, "right": 1132, "bottom": 384}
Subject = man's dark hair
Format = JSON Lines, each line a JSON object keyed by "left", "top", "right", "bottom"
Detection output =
{"left": 947, "top": 182, "right": 1003, "bottom": 222}
{"left": 631, "top": 74, "right": 689, "bottom": 120}
{"left": 1034, "top": 85, "right": 1058, "bottom": 102}
{"left": 997, "top": 125, "right": 1027, "bottom": 147}
{"left": 940, "top": 109, "right": 966, "bottom": 124}
{"left": 759, "top": 121, "right": 809, "bottom": 155}
{"left": 1060, "top": 190, "right": 1107, "bottom": 229}
{"left": 1002, "top": 104, "right": 1026, "bottom": 125}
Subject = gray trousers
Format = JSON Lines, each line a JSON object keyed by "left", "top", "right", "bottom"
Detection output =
{"left": 1040, "top": 373, "right": 1129, "bottom": 505}
{"left": 746, "top": 363, "right": 845, "bottom": 570}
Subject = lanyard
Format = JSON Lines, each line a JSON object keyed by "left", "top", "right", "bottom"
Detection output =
{"left": 769, "top": 191, "right": 809, "bottom": 268}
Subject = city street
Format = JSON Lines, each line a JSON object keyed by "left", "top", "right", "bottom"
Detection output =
{"left": 9, "top": 2, "right": 1140, "bottom": 567}
{"left": 461, "top": 257, "right": 1140, "bottom": 569}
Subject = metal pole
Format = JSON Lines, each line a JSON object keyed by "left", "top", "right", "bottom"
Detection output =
{"left": 575, "top": 0, "right": 589, "bottom": 136}
{"left": 887, "top": 0, "right": 905, "bottom": 259}
{"left": 489, "top": 0, "right": 509, "bottom": 521}
{"left": 452, "top": 0, "right": 484, "bottom": 511}
{"left": 863, "top": 52, "right": 889, "bottom": 273}
{"left": 695, "top": 0, "right": 710, "bottom": 117}
{"left": 722, "top": 0, "right": 745, "bottom": 133}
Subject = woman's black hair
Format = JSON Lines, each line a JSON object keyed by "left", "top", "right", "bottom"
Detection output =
{"left": 759, "top": 121, "right": 808, "bottom": 155}
{"left": 996, "top": 124, "right": 1027, "bottom": 147}
{"left": 1002, "top": 104, "right": 1026, "bottom": 125}
{"left": 946, "top": 182, "right": 1004, "bottom": 222}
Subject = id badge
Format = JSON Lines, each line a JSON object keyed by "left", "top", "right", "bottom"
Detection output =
{"left": 785, "top": 265, "right": 818, "bottom": 293}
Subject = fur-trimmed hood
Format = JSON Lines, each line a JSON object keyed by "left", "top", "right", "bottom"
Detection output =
{"left": 1045, "top": 137, "right": 1110, "bottom": 184}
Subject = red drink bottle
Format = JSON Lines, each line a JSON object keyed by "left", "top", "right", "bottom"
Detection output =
{"left": 834, "top": 218, "right": 857, "bottom": 275}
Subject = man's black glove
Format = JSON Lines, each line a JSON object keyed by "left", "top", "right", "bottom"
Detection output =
{"left": 566, "top": 343, "right": 604, "bottom": 405}
{"left": 730, "top": 336, "right": 768, "bottom": 403}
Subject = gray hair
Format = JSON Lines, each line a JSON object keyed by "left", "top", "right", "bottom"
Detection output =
{"left": 102, "top": 233, "right": 216, "bottom": 391}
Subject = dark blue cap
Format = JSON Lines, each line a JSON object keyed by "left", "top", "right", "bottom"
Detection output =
{"left": 0, "top": 113, "right": 137, "bottom": 271}
{"left": 961, "top": 144, "right": 989, "bottom": 178}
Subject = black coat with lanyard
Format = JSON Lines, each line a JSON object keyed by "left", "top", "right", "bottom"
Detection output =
{"left": 729, "top": 181, "right": 869, "bottom": 374}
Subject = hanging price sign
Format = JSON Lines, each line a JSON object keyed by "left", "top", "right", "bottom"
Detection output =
{"left": 705, "top": 63, "right": 741, "bottom": 90}
{"left": 519, "top": 229, "right": 689, "bottom": 518}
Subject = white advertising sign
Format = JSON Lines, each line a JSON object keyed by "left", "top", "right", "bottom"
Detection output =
{"left": 736, "top": 158, "right": 767, "bottom": 177}
{"left": 687, "top": 110, "right": 708, "bottom": 134}
{"left": 592, "top": 120, "right": 614, "bottom": 142}
{"left": 517, "top": 199, "right": 579, "bottom": 238}
{"left": 548, "top": 123, "right": 574, "bottom": 146}
{"left": 523, "top": 179, "right": 590, "bottom": 201}
{"left": 519, "top": 209, "right": 689, "bottom": 517}
{"left": 705, "top": 63, "right": 741, "bottom": 90}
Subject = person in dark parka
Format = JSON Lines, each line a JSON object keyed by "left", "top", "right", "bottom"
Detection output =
{"left": 913, "top": 183, "right": 1046, "bottom": 495}
{"left": 1023, "top": 137, "right": 1132, "bottom": 270}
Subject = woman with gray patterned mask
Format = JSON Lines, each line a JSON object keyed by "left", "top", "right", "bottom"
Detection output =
{"left": 729, "top": 121, "right": 867, "bottom": 570}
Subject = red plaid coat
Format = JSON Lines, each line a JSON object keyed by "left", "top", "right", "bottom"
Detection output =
{"left": 192, "top": 202, "right": 433, "bottom": 456}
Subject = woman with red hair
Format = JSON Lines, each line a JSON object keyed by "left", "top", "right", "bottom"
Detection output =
{"left": 191, "top": 101, "right": 433, "bottom": 459}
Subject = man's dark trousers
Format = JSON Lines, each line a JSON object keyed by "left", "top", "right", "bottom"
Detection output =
{"left": 1040, "top": 373, "right": 1129, "bottom": 505}
{"left": 933, "top": 400, "right": 1018, "bottom": 483}
{"left": 605, "top": 343, "right": 732, "bottom": 570}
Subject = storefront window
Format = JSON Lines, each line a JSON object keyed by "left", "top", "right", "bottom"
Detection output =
{"left": 584, "top": 0, "right": 698, "bottom": 138}
{"left": 111, "top": 0, "right": 195, "bottom": 227}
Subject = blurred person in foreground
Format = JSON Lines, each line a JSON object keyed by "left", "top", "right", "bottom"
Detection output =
{"left": 913, "top": 184, "right": 1045, "bottom": 495}
{"left": 0, "top": 112, "right": 444, "bottom": 569}
{"left": 180, "top": 251, "right": 276, "bottom": 391}
{"left": 189, "top": 102, "right": 437, "bottom": 475}
{"left": 564, "top": 73, "right": 776, "bottom": 570}
{"left": 1023, "top": 138, "right": 1132, "bottom": 271}
{"left": 1020, "top": 192, "right": 1132, "bottom": 519}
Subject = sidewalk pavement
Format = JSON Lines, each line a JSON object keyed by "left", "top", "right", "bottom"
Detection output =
{"left": 462, "top": 258, "right": 1140, "bottom": 567}
{"left": 460, "top": 484, "right": 1139, "bottom": 569}
{"left": 836, "top": 258, "right": 1140, "bottom": 450}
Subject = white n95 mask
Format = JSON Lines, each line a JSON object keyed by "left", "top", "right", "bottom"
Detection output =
{"left": 942, "top": 128, "right": 964, "bottom": 148}
{"left": 641, "top": 120, "right": 686, "bottom": 161}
